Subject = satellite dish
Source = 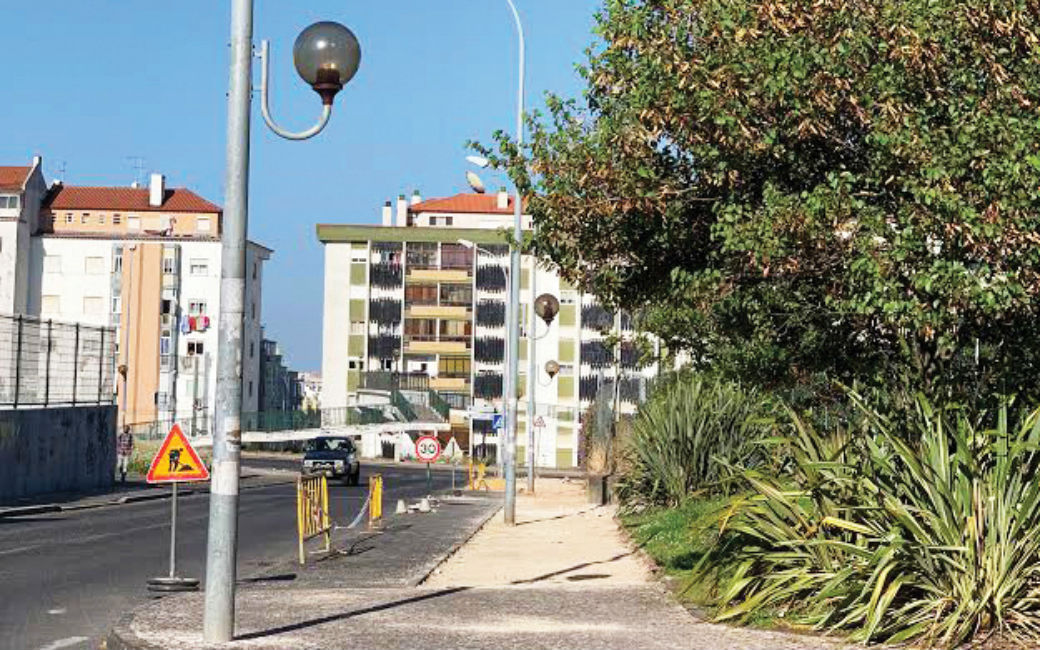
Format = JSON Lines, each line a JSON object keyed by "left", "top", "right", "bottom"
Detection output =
{"left": 466, "top": 171, "right": 486, "bottom": 194}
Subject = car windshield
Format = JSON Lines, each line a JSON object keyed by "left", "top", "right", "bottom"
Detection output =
{"left": 309, "top": 437, "right": 354, "bottom": 452}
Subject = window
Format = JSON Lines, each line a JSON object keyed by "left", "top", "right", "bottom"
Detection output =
{"left": 83, "top": 296, "right": 103, "bottom": 314}
{"left": 190, "top": 259, "right": 208, "bottom": 275}
{"left": 350, "top": 247, "right": 368, "bottom": 263}
{"left": 438, "top": 357, "right": 471, "bottom": 377}
{"left": 445, "top": 216, "right": 453, "bottom": 226}
{"left": 161, "top": 299, "right": 172, "bottom": 315}
{"left": 84, "top": 256, "right": 105, "bottom": 274}
{"left": 561, "top": 291, "right": 578, "bottom": 305}
{"left": 113, "top": 214, "right": 122, "bottom": 225}
{"left": 405, "top": 284, "right": 437, "bottom": 305}
{"left": 188, "top": 341, "right": 205, "bottom": 356}
{"left": 440, "top": 243, "right": 473, "bottom": 270}
{"left": 439, "top": 283, "right": 473, "bottom": 306}
{"left": 41, "top": 295, "right": 60, "bottom": 314}
{"left": 162, "top": 257, "right": 175, "bottom": 274}
{"left": 81, "top": 213, "right": 89, "bottom": 224}
{"left": 439, "top": 320, "right": 472, "bottom": 338}
{"left": 127, "top": 216, "right": 141, "bottom": 231}
{"left": 197, "top": 217, "right": 211, "bottom": 233}
{"left": 404, "top": 318, "right": 436, "bottom": 337}
{"left": 43, "top": 255, "right": 62, "bottom": 273}
{"left": 252, "top": 262, "right": 258, "bottom": 280}
{"left": 160, "top": 355, "right": 172, "bottom": 371}
{"left": 382, "top": 359, "right": 394, "bottom": 371}
{"left": 0, "top": 194, "right": 19, "bottom": 209}
{"left": 350, "top": 321, "right": 365, "bottom": 335}
{"left": 113, "top": 249, "right": 123, "bottom": 272}
{"left": 248, "top": 381, "right": 253, "bottom": 397}
{"left": 251, "top": 302, "right": 256, "bottom": 319}
{"left": 111, "top": 296, "right": 122, "bottom": 314}
{"left": 98, "top": 214, "right": 106, "bottom": 225}
{"left": 188, "top": 300, "right": 206, "bottom": 314}
{"left": 160, "top": 334, "right": 171, "bottom": 355}
{"left": 405, "top": 242, "right": 437, "bottom": 269}
{"left": 65, "top": 213, "right": 73, "bottom": 224}
{"left": 249, "top": 341, "right": 254, "bottom": 358}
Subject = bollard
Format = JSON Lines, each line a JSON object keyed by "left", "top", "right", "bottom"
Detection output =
{"left": 418, "top": 497, "right": 431, "bottom": 513}
{"left": 395, "top": 499, "right": 407, "bottom": 515}
{"left": 368, "top": 474, "right": 383, "bottom": 530}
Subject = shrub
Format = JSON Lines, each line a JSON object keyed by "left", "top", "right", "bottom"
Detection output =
{"left": 707, "top": 394, "right": 1040, "bottom": 647}
{"left": 615, "top": 373, "right": 775, "bottom": 508}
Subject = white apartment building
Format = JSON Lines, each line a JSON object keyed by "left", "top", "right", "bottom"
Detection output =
{"left": 318, "top": 188, "right": 662, "bottom": 469}
{"left": 0, "top": 157, "right": 270, "bottom": 434}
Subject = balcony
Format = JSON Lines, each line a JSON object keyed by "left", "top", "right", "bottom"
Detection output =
{"left": 430, "top": 376, "right": 468, "bottom": 391}
{"left": 406, "top": 305, "right": 470, "bottom": 320}
{"left": 404, "top": 335, "right": 470, "bottom": 355}
{"left": 406, "top": 268, "right": 470, "bottom": 283}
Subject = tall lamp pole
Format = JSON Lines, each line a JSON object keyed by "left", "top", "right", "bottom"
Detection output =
{"left": 204, "top": 3, "right": 360, "bottom": 641}
{"left": 501, "top": 0, "right": 525, "bottom": 526}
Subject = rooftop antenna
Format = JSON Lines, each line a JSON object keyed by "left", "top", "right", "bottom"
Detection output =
{"left": 54, "top": 160, "right": 67, "bottom": 183}
{"left": 126, "top": 156, "right": 146, "bottom": 187}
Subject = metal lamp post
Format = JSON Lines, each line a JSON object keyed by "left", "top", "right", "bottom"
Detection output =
{"left": 204, "top": 3, "right": 360, "bottom": 642}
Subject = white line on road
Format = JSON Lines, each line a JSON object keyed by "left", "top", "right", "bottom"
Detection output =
{"left": 0, "top": 544, "right": 38, "bottom": 557}
{"left": 37, "top": 636, "right": 88, "bottom": 650}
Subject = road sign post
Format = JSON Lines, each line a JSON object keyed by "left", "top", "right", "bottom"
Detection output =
{"left": 415, "top": 435, "right": 442, "bottom": 496}
{"left": 145, "top": 423, "right": 209, "bottom": 592}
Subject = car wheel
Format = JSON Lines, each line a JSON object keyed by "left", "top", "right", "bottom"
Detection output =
{"left": 350, "top": 470, "right": 361, "bottom": 486}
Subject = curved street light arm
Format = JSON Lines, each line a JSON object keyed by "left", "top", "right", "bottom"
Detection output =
{"left": 259, "top": 40, "right": 332, "bottom": 141}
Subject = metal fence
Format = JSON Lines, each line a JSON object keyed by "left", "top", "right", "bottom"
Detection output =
{"left": 0, "top": 313, "right": 117, "bottom": 407}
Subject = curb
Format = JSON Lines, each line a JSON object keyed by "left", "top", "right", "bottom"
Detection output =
{"left": 0, "top": 476, "right": 298, "bottom": 519}
{"left": 0, "top": 504, "right": 61, "bottom": 518}
{"left": 106, "top": 611, "right": 164, "bottom": 650}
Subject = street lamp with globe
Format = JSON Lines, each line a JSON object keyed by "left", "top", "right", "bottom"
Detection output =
{"left": 205, "top": 6, "right": 360, "bottom": 643}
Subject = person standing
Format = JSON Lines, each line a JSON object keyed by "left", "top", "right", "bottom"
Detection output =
{"left": 116, "top": 425, "right": 134, "bottom": 483}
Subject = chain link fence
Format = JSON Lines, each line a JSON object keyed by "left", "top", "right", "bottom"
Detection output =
{"left": 0, "top": 313, "right": 117, "bottom": 407}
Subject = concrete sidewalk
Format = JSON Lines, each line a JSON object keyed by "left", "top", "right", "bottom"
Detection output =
{"left": 109, "top": 480, "right": 850, "bottom": 650}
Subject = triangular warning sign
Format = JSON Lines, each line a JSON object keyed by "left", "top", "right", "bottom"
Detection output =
{"left": 146, "top": 423, "right": 210, "bottom": 483}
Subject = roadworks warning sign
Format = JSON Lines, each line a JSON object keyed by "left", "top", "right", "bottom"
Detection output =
{"left": 146, "top": 423, "right": 210, "bottom": 483}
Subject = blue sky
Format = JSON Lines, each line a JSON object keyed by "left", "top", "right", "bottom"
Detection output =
{"left": 0, "top": 1, "right": 598, "bottom": 370}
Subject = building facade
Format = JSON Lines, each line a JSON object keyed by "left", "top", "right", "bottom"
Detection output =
{"left": 318, "top": 190, "right": 661, "bottom": 469}
{"left": 0, "top": 158, "right": 270, "bottom": 435}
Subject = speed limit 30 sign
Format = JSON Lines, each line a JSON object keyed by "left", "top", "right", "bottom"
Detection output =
{"left": 415, "top": 435, "right": 442, "bottom": 463}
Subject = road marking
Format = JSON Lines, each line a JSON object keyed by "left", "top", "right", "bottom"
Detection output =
{"left": 37, "top": 636, "right": 88, "bottom": 650}
{"left": 0, "top": 544, "right": 38, "bottom": 557}
{"left": 46, "top": 607, "right": 67, "bottom": 615}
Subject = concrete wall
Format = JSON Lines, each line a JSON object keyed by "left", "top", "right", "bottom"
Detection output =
{"left": 0, "top": 405, "right": 117, "bottom": 503}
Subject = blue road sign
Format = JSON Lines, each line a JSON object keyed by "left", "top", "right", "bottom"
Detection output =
{"left": 492, "top": 414, "right": 504, "bottom": 431}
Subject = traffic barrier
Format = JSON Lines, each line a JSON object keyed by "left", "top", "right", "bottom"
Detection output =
{"left": 468, "top": 459, "right": 488, "bottom": 490}
{"left": 296, "top": 473, "right": 331, "bottom": 565}
{"left": 368, "top": 474, "right": 383, "bottom": 529}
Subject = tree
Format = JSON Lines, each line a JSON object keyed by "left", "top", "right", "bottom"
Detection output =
{"left": 480, "top": 0, "right": 1040, "bottom": 399}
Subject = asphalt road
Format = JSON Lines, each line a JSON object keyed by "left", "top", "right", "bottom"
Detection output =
{"left": 0, "top": 459, "right": 458, "bottom": 650}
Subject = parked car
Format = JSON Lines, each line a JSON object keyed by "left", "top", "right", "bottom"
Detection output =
{"left": 302, "top": 435, "right": 360, "bottom": 485}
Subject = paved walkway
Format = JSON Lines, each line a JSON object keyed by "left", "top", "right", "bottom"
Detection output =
{"left": 110, "top": 480, "right": 852, "bottom": 650}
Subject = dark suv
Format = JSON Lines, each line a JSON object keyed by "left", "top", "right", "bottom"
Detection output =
{"left": 302, "top": 436, "right": 360, "bottom": 485}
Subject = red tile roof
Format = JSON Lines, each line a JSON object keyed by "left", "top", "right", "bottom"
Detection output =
{"left": 44, "top": 185, "right": 221, "bottom": 213}
{"left": 408, "top": 193, "right": 520, "bottom": 215}
{"left": 0, "top": 167, "right": 31, "bottom": 192}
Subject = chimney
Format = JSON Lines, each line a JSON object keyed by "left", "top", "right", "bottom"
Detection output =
{"left": 396, "top": 194, "right": 408, "bottom": 227}
{"left": 31, "top": 155, "right": 42, "bottom": 169}
{"left": 381, "top": 200, "right": 392, "bottom": 226}
{"left": 410, "top": 189, "right": 422, "bottom": 206}
{"left": 149, "top": 173, "right": 165, "bottom": 207}
{"left": 497, "top": 187, "right": 509, "bottom": 210}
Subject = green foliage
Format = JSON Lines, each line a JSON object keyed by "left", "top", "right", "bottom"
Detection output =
{"left": 480, "top": 0, "right": 1040, "bottom": 401}
{"left": 706, "top": 395, "right": 1040, "bottom": 647}
{"left": 615, "top": 373, "right": 775, "bottom": 507}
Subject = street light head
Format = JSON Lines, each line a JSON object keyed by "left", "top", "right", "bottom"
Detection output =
{"left": 466, "top": 155, "right": 491, "bottom": 169}
{"left": 544, "top": 360, "right": 560, "bottom": 379}
{"left": 293, "top": 21, "right": 361, "bottom": 105}
{"left": 466, "top": 170, "right": 486, "bottom": 194}
{"left": 534, "top": 293, "right": 560, "bottom": 326}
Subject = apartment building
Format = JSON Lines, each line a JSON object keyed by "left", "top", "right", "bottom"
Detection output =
{"left": 0, "top": 157, "right": 270, "bottom": 434}
{"left": 318, "top": 189, "right": 661, "bottom": 469}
